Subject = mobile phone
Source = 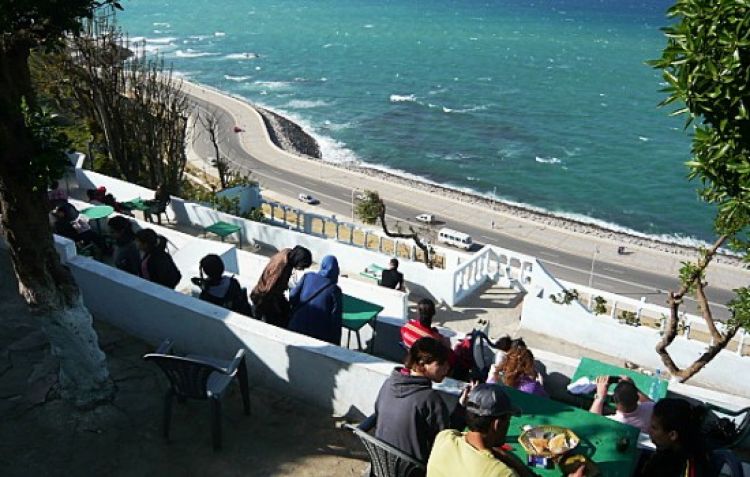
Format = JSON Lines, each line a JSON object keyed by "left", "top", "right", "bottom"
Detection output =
{"left": 527, "top": 455, "right": 552, "bottom": 469}
{"left": 607, "top": 375, "right": 622, "bottom": 385}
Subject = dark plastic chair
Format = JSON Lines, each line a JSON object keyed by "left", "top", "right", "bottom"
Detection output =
{"left": 145, "top": 198, "right": 170, "bottom": 225}
{"left": 143, "top": 339, "right": 250, "bottom": 450}
{"left": 343, "top": 423, "right": 426, "bottom": 477}
{"left": 705, "top": 403, "right": 750, "bottom": 450}
{"left": 710, "top": 449, "right": 745, "bottom": 477}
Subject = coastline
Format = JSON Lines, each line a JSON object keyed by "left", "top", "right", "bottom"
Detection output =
{"left": 250, "top": 98, "right": 741, "bottom": 267}
{"left": 181, "top": 79, "right": 743, "bottom": 269}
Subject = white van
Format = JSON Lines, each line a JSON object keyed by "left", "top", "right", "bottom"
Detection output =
{"left": 437, "top": 228, "right": 473, "bottom": 250}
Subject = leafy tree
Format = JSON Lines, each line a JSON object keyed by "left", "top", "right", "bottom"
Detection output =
{"left": 354, "top": 190, "right": 432, "bottom": 267}
{"left": 0, "top": 0, "right": 118, "bottom": 407}
{"left": 650, "top": 0, "right": 750, "bottom": 381}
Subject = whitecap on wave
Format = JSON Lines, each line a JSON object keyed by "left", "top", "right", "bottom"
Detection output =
{"left": 224, "top": 52, "right": 259, "bottom": 60}
{"left": 638, "top": 136, "right": 650, "bottom": 142}
{"left": 389, "top": 94, "right": 417, "bottom": 103}
{"left": 285, "top": 99, "right": 329, "bottom": 109}
{"left": 153, "top": 22, "right": 171, "bottom": 27}
{"left": 253, "top": 81, "right": 291, "bottom": 89}
{"left": 535, "top": 156, "right": 562, "bottom": 165}
{"left": 145, "top": 37, "right": 177, "bottom": 44}
{"left": 214, "top": 31, "right": 226, "bottom": 37}
{"left": 175, "top": 49, "right": 218, "bottom": 58}
{"left": 224, "top": 75, "right": 252, "bottom": 82}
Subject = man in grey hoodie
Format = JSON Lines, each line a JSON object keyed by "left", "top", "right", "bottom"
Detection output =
{"left": 371, "top": 337, "right": 468, "bottom": 463}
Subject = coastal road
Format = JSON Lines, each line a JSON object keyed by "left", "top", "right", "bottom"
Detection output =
{"left": 187, "top": 93, "right": 736, "bottom": 320}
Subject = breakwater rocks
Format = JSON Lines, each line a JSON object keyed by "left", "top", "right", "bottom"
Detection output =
{"left": 257, "top": 108, "right": 321, "bottom": 159}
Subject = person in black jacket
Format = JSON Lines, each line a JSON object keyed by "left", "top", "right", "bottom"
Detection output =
{"left": 195, "top": 254, "right": 252, "bottom": 316}
{"left": 379, "top": 258, "right": 405, "bottom": 291}
{"left": 135, "top": 228, "right": 181, "bottom": 289}
{"left": 107, "top": 216, "right": 140, "bottom": 275}
{"left": 370, "top": 337, "right": 470, "bottom": 463}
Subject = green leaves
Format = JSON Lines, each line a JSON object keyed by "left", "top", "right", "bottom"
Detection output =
{"left": 354, "top": 190, "right": 384, "bottom": 225}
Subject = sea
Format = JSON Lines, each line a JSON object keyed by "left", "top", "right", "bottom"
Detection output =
{"left": 117, "top": 0, "right": 714, "bottom": 244}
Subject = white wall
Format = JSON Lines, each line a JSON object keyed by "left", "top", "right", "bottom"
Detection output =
{"left": 68, "top": 256, "right": 394, "bottom": 417}
{"left": 521, "top": 260, "right": 750, "bottom": 397}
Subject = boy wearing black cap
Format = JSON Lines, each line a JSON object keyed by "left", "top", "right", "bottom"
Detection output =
{"left": 427, "top": 384, "right": 585, "bottom": 477}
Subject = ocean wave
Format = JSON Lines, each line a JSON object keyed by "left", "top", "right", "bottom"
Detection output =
{"left": 153, "top": 22, "right": 171, "bottom": 27}
{"left": 187, "top": 34, "right": 210, "bottom": 41}
{"left": 224, "top": 75, "right": 252, "bottom": 82}
{"left": 445, "top": 105, "right": 489, "bottom": 114}
{"left": 322, "top": 120, "right": 354, "bottom": 131}
{"left": 363, "top": 24, "right": 374, "bottom": 28}
{"left": 535, "top": 156, "right": 562, "bottom": 164}
{"left": 285, "top": 99, "right": 329, "bottom": 109}
{"left": 389, "top": 94, "right": 417, "bottom": 103}
{"left": 175, "top": 49, "right": 218, "bottom": 58}
{"left": 638, "top": 136, "right": 650, "bottom": 142}
{"left": 214, "top": 31, "right": 226, "bottom": 37}
{"left": 225, "top": 52, "right": 259, "bottom": 60}
{"left": 253, "top": 81, "right": 292, "bottom": 89}
{"left": 144, "top": 37, "right": 177, "bottom": 44}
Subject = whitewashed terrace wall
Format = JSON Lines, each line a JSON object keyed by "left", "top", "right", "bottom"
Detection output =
{"left": 68, "top": 256, "right": 394, "bottom": 417}
{"left": 558, "top": 280, "right": 749, "bottom": 355}
{"left": 521, "top": 260, "right": 750, "bottom": 397}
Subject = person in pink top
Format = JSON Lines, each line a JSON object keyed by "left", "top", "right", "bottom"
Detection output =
{"left": 589, "top": 375, "right": 654, "bottom": 433}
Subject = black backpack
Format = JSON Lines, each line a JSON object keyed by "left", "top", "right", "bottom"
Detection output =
{"left": 200, "top": 277, "right": 253, "bottom": 317}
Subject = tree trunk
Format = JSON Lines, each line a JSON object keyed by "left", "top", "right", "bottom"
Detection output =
{"left": 0, "top": 43, "right": 114, "bottom": 408}
{"left": 377, "top": 203, "right": 432, "bottom": 268}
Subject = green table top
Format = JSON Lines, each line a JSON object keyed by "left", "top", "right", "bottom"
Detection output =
{"left": 123, "top": 197, "right": 150, "bottom": 212}
{"left": 572, "top": 357, "right": 668, "bottom": 401}
{"left": 342, "top": 294, "right": 383, "bottom": 331}
{"left": 81, "top": 205, "right": 114, "bottom": 220}
{"left": 204, "top": 221, "right": 242, "bottom": 237}
{"left": 503, "top": 385, "right": 641, "bottom": 476}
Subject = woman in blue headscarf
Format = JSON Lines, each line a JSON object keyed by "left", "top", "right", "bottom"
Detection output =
{"left": 288, "top": 255, "right": 343, "bottom": 345}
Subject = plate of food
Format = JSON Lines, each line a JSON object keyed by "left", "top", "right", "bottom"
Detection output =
{"left": 518, "top": 426, "right": 579, "bottom": 457}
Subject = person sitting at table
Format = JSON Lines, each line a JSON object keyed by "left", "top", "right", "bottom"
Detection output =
{"left": 288, "top": 255, "right": 343, "bottom": 345}
{"left": 134, "top": 228, "right": 181, "bottom": 289}
{"left": 589, "top": 375, "right": 654, "bottom": 433}
{"left": 195, "top": 254, "right": 253, "bottom": 316}
{"left": 369, "top": 337, "right": 470, "bottom": 464}
{"left": 47, "top": 180, "right": 68, "bottom": 209}
{"left": 491, "top": 347, "right": 547, "bottom": 397}
{"left": 107, "top": 216, "right": 141, "bottom": 276}
{"left": 251, "top": 245, "right": 312, "bottom": 328}
{"left": 53, "top": 202, "right": 110, "bottom": 255}
{"left": 400, "top": 298, "right": 451, "bottom": 350}
{"left": 427, "top": 383, "right": 585, "bottom": 477}
{"left": 379, "top": 258, "right": 405, "bottom": 291}
{"left": 85, "top": 187, "right": 107, "bottom": 204}
{"left": 144, "top": 184, "right": 170, "bottom": 224}
{"left": 636, "top": 398, "right": 711, "bottom": 477}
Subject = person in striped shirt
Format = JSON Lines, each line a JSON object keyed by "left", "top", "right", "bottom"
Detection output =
{"left": 400, "top": 298, "right": 451, "bottom": 350}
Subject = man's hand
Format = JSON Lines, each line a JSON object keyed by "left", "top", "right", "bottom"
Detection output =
{"left": 459, "top": 380, "right": 478, "bottom": 407}
{"left": 595, "top": 375, "right": 609, "bottom": 396}
{"left": 567, "top": 465, "right": 586, "bottom": 477}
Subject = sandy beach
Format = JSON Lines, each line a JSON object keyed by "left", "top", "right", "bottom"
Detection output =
{"left": 180, "top": 79, "right": 749, "bottom": 294}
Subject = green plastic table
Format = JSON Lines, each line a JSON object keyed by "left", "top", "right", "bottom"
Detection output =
{"left": 81, "top": 205, "right": 114, "bottom": 233}
{"left": 81, "top": 205, "right": 114, "bottom": 220}
{"left": 571, "top": 357, "right": 668, "bottom": 402}
{"left": 122, "top": 197, "right": 150, "bottom": 212}
{"left": 359, "top": 263, "right": 385, "bottom": 282}
{"left": 342, "top": 294, "right": 383, "bottom": 352}
{"left": 204, "top": 221, "right": 243, "bottom": 248}
{"left": 503, "top": 385, "right": 642, "bottom": 476}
